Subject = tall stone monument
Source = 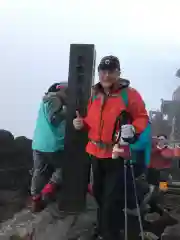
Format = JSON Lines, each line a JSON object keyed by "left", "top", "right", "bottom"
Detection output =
{"left": 60, "top": 44, "right": 96, "bottom": 213}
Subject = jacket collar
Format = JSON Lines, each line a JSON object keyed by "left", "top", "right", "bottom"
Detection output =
{"left": 92, "top": 78, "right": 130, "bottom": 96}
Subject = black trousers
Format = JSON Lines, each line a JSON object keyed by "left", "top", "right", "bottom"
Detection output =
{"left": 147, "top": 168, "right": 170, "bottom": 186}
{"left": 91, "top": 156, "right": 145, "bottom": 240}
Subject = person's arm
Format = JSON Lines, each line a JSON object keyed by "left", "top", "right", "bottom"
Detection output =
{"left": 127, "top": 87, "right": 149, "bottom": 134}
{"left": 152, "top": 144, "right": 162, "bottom": 154}
{"left": 151, "top": 138, "right": 162, "bottom": 154}
{"left": 44, "top": 96, "right": 65, "bottom": 125}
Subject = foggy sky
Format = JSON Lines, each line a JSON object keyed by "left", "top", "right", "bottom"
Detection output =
{"left": 0, "top": 0, "right": 180, "bottom": 138}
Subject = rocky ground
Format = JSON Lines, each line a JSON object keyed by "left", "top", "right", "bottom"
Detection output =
{"left": 1, "top": 193, "right": 180, "bottom": 240}
{"left": 0, "top": 190, "right": 29, "bottom": 223}
{"left": 0, "top": 195, "right": 97, "bottom": 240}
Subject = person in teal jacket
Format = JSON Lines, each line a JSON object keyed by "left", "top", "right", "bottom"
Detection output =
{"left": 31, "top": 82, "right": 68, "bottom": 212}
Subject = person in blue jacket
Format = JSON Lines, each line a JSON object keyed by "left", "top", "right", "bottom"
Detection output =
{"left": 31, "top": 82, "right": 68, "bottom": 212}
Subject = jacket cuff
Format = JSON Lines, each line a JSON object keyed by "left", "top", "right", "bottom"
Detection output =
{"left": 122, "top": 134, "right": 138, "bottom": 144}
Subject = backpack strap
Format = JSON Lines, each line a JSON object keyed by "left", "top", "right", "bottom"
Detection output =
{"left": 119, "top": 88, "right": 128, "bottom": 107}
{"left": 91, "top": 95, "right": 98, "bottom": 103}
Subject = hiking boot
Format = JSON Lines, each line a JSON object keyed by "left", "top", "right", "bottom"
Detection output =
{"left": 41, "top": 182, "right": 57, "bottom": 203}
{"left": 31, "top": 195, "right": 45, "bottom": 213}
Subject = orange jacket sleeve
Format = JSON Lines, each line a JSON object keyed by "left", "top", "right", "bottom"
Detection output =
{"left": 127, "top": 88, "right": 149, "bottom": 134}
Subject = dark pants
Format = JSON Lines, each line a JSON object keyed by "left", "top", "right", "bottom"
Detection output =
{"left": 31, "top": 150, "right": 64, "bottom": 197}
{"left": 147, "top": 168, "right": 170, "bottom": 186}
{"left": 91, "top": 156, "right": 145, "bottom": 240}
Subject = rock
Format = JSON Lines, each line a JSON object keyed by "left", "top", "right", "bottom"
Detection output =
{"left": 14, "top": 137, "right": 32, "bottom": 157}
{"left": 0, "top": 132, "right": 33, "bottom": 222}
{"left": 0, "top": 130, "right": 14, "bottom": 154}
{"left": 14, "top": 136, "right": 33, "bottom": 167}
{"left": 0, "top": 207, "right": 80, "bottom": 240}
{"left": 0, "top": 196, "right": 97, "bottom": 240}
{"left": 0, "top": 130, "right": 15, "bottom": 173}
{"left": 0, "top": 132, "right": 33, "bottom": 191}
{"left": 161, "top": 223, "right": 180, "bottom": 239}
{"left": 0, "top": 190, "right": 28, "bottom": 223}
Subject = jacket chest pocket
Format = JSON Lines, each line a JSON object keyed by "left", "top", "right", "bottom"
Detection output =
{"left": 86, "top": 101, "right": 102, "bottom": 129}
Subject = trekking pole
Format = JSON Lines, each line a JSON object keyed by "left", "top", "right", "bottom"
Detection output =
{"left": 124, "top": 159, "right": 128, "bottom": 240}
{"left": 112, "top": 111, "right": 130, "bottom": 240}
{"left": 130, "top": 161, "right": 145, "bottom": 240}
{"left": 112, "top": 111, "right": 144, "bottom": 239}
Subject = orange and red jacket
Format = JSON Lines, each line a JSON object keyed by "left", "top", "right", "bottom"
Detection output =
{"left": 83, "top": 79, "right": 149, "bottom": 158}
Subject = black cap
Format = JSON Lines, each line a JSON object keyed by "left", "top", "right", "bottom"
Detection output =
{"left": 98, "top": 55, "right": 120, "bottom": 71}
{"left": 47, "top": 82, "right": 68, "bottom": 93}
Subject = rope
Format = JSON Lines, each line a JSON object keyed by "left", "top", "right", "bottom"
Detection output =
{"left": 124, "top": 160, "right": 128, "bottom": 240}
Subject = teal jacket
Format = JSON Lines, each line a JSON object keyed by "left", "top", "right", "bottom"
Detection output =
{"left": 32, "top": 94, "right": 66, "bottom": 152}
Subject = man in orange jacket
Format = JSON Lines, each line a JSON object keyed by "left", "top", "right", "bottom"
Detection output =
{"left": 73, "top": 56, "right": 149, "bottom": 240}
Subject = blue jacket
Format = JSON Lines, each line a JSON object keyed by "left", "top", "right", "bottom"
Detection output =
{"left": 32, "top": 93, "right": 66, "bottom": 152}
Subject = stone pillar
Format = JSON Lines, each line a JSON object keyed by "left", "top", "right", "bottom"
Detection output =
{"left": 60, "top": 44, "right": 96, "bottom": 213}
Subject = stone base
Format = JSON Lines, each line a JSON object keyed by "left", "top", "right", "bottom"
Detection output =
{"left": 0, "top": 196, "right": 96, "bottom": 240}
{"left": 161, "top": 224, "right": 180, "bottom": 240}
{"left": 0, "top": 208, "right": 80, "bottom": 240}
